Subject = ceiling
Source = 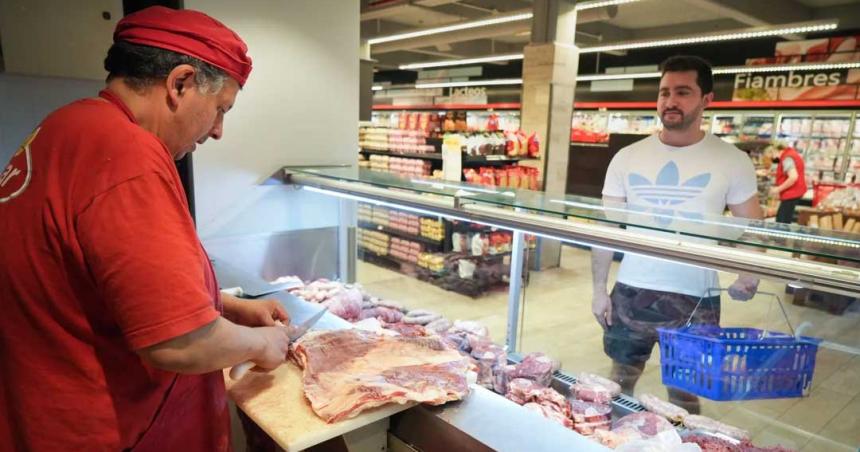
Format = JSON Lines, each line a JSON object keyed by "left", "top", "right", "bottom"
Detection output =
{"left": 361, "top": 0, "right": 860, "bottom": 70}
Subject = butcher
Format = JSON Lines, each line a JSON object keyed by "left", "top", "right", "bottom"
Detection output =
{"left": 0, "top": 6, "right": 290, "bottom": 451}
{"left": 590, "top": 55, "right": 763, "bottom": 414}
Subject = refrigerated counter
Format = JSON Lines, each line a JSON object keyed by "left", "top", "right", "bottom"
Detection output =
{"left": 210, "top": 166, "right": 860, "bottom": 451}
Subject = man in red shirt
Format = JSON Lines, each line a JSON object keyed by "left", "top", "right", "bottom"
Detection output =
{"left": 769, "top": 143, "right": 807, "bottom": 224}
{"left": 0, "top": 7, "right": 291, "bottom": 451}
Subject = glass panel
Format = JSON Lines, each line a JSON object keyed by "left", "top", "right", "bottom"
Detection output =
{"left": 517, "top": 242, "right": 860, "bottom": 451}
{"left": 287, "top": 166, "right": 860, "bottom": 263}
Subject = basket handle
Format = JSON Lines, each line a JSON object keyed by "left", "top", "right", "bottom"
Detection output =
{"left": 685, "top": 288, "right": 796, "bottom": 337}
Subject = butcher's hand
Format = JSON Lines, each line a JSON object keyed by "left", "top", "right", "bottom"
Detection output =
{"left": 251, "top": 325, "right": 292, "bottom": 372}
{"left": 592, "top": 291, "right": 613, "bottom": 330}
{"left": 228, "top": 298, "right": 290, "bottom": 327}
{"left": 728, "top": 275, "right": 759, "bottom": 301}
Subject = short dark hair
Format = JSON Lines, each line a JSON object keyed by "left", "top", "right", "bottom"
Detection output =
{"left": 659, "top": 55, "right": 713, "bottom": 95}
{"left": 104, "top": 41, "right": 227, "bottom": 93}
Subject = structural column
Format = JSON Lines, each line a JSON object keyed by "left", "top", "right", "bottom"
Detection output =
{"left": 520, "top": 0, "right": 579, "bottom": 269}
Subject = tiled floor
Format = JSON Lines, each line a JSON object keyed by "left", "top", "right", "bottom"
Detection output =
{"left": 356, "top": 245, "right": 860, "bottom": 451}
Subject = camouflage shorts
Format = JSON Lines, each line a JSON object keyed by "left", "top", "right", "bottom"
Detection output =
{"left": 603, "top": 282, "right": 720, "bottom": 366}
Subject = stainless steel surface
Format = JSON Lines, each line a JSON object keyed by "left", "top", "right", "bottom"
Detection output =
{"left": 338, "top": 198, "right": 357, "bottom": 284}
{"left": 288, "top": 307, "right": 329, "bottom": 341}
{"left": 286, "top": 171, "right": 860, "bottom": 296}
{"left": 393, "top": 386, "right": 609, "bottom": 452}
{"left": 506, "top": 230, "right": 525, "bottom": 353}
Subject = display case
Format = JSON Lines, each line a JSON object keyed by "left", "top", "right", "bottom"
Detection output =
{"left": 235, "top": 166, "right": 860, "bottom": 452}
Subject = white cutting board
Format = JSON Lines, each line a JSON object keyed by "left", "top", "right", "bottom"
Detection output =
{"left": 224, "top": 363, "right": 416, "bottom": 451}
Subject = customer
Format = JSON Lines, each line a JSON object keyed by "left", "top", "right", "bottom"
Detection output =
{"left": 591, "top": 55, "right": 763, "bottom": 413}
{"left": 0, "top": 7, "right": 291, "bottom": 451}
{"left": 768, "top": 142, "right": 807, "bottom": 224}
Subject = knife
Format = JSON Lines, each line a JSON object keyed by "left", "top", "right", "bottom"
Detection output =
{"left": 229, "top": 307, "right": 328, "bottom": 380}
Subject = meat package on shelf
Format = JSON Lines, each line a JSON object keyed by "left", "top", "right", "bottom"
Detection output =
{"left": 358, "top": 127, "right": 437, "bottom": 154}
{"left": 452, "top": 229, "right": 514, "bottom": 257}
{"left": 419, "top": 217, "right": 444, "bottom": 241}
{"left": 388, "top": 237, "right": 423, "bottom": 264}
{"left": 367, "top": 154, "right": 433, "bottom": 177}
{"left": 463, "top": 165, "right": 540, "bottom": 190}
{"left": 802, "top": 186, "right": 860, "bottom": 233}
{"left": 356, "top": 229, "right": 388, "bottom": 256}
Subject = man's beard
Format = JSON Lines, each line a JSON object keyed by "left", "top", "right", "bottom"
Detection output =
{"left": 660, "top": 108, "right": 698, "bottom": 131}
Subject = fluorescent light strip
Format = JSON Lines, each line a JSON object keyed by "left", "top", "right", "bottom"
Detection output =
{"left": 371, "top": 85, "right": 384, "bottom": 91}
{"left": 368, "top": 12, "right": 533, "bottom": 45}
{"left": 576, "top": 0, "right": 642, "bottom": 10}
{"left": 578, "top": 72, "right": 661, "bottom": 81}
{"left": 399, "top": 53, "right": 524, "bottom": 70}
{"left": 577, "top": 62, "right": 860, "bottom": 82}
{"left": 415, "top": 78, "right": 523, "bottom": 89}
{"left": 714, "top": 61, "right": 860, "bottom": 74}
{"left": 580, "top": 21, "right": 838, "bottom": 53}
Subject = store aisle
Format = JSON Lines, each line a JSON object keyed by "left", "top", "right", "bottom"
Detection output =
{"left": 356, "top": 245, "right": 860, "bottom": 452}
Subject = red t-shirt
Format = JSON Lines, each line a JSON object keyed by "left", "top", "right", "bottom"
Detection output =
{"left": 0, "top": 90, "right": 230, "bottom": 451}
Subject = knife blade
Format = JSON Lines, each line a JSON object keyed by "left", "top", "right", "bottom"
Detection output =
{"left": 229, "top": 307, "right": 328, "bottom": 380}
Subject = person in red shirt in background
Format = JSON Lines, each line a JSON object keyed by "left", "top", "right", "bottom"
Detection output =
{"left": 0, "top": 7, "right": 291, "bottom": 451}
{"left": 769, "top": 142, "right": 807, "bottom": 224}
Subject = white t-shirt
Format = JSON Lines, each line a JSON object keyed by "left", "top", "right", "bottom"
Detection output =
{"left": 602, "top": 133, "right": 758, "bottom": 297}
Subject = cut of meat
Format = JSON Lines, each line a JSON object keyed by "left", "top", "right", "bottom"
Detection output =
{"left": 683, "top": 415, "right": 750, "bottom": 441}
{"left": 572, "top": 382, "right": 614, "bottom": 404}
{"left": 569, "top": 399, "right": 612, "bottom": 423}
{"left": 384, "top": 322, "right": 431, "bottom": 337}
{"left": 639, "top": 393, "right": 689, "bottom": 422}
{"left": 506, "top": 352, "right": 558, "bottom": 386}
{"left": 505, "top": 378, "right": 571, "bottom": 419}
{"left": 594, "top": 428, "right": 645, "bottom": 449}
{"left": 359, "top": 306, "right": 404, "bottom": 324}
{"left": 573, "top": 419, "right": 612, "bottom": 435}
{"left": 613, "top": 412, "right": 674, "bottom": 437}
{"left": 522, "top": 402, "right": 574, "bottom": 429}
{"left": 577, "top": 373, "right": 622, "bottom": 397}
{"left": 682, "top": 433, "right": 740, "bottom": 452}
{"left": 291, "top": 329, "right": 471, "bottom": 423}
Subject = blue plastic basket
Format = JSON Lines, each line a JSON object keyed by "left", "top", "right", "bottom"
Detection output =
{"left": 657, "top": 325, "right": 821, "bottom": 401}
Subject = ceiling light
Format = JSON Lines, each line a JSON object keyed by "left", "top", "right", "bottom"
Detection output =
{"left": 367, "top": 12, "right": 533, "bottom": 45}
{"left": 371, "top": 85, "right": 384, "bottom": 91}
{"left": 576, "top": 61, "right": 860, "bottom": 82}
{"left": 399, "top": 53, "right": 524, "bottom": 70}
{"left": 414, "top": 78, "right": 523, "bottom": 89}
{"left": 580, "top": 20, "right": 838, "bottom": 53}
{"left": 576, "top": 0, "right": 642, "bottom": 11}
{"left": 713, "top": 61, "right": 860, "bottom": 74}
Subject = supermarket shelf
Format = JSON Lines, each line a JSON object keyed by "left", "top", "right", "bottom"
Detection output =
{"left": 358, "top": 221, "right": 445, "bottom": 248}
{"left": 360, "top": 149, "right": 443, "bottom": 160}
{"left": 358, "top": 247, "right": 419, "bottom": 268}
{"left": 777, "top": 134, "right": 849, "bottom": 139}
{"left": 359, "top": 149, "right": 522, "bottom": 165}
{"left": 375, "top": 100, "right": 860, "bottom": 111}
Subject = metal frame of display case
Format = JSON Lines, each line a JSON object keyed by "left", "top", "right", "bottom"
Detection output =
{"left": 282, "top": 167, "right": 860, "bottom": 354}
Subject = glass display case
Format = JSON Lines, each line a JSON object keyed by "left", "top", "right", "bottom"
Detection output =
{"left": 269, "top": 166, "right": 860, "bottom": 452}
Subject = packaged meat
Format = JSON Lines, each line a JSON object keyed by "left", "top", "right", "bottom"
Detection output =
{"left": 522, "top": 402, "right": 574, "bottom": 429}
{"left": 572, "top": 382, "right": 614, "bottom": 404}
{"left": 613, "top": 412, "right": 675, "bottom": 437}
{"left": 451, "top": 320, "right": 490, "bottom": 337}
{"left": 290, "top": 329, "right": 471, "bottom": 423}
{"left": 578, "top": 372, "right": 622, "bottom": 397}
{"left": 384, "top": 322, "right": 431, "bottom": 337}
{"left": 425, "top": 318, "right": 452, "bottom": 333}
{"left": 616, "top": 429, "right": 703, "bottom": 452}
{"left": 639, "top": 393, "right": 689, "bottom": 423}
{"left": 683, "top": 415, "right": 749, "bottom": 441}
{"left": 507, "top": 352, "right": 558, "bottom": 386}
{"left": 505, "top": 378, "right": 544, "bottom": 405}
{"left": 569, "top": 399, "right": 612, "bottom": 423}
{"left": 574, "top": 419, "right": 612, "bottom": 435}
{"left": 471, "top": 342, "right": 506, "bottom": 391}
{"left": 505, "top": 378, "right": 571, "bottom": 418}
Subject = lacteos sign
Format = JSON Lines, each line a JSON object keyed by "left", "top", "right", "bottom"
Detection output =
{"left": 732, "top": 35, "right": 860, "bottom": 102}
